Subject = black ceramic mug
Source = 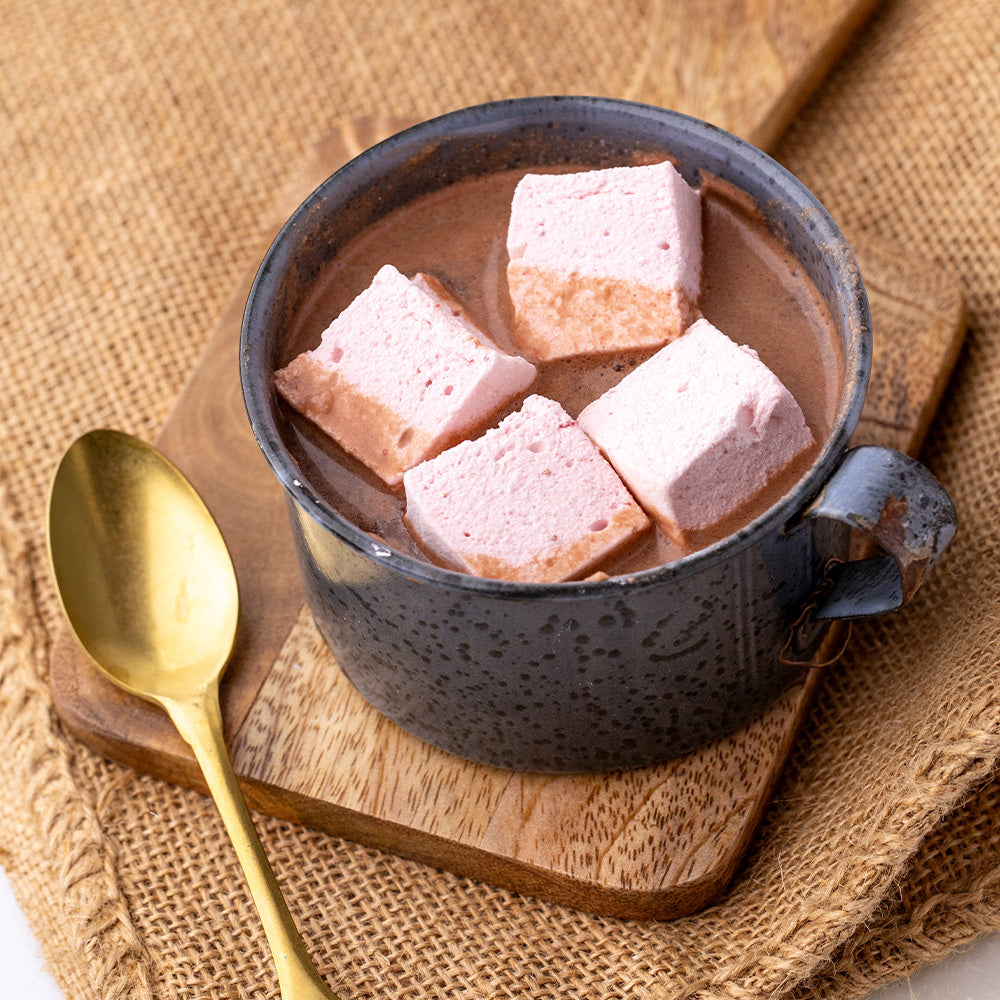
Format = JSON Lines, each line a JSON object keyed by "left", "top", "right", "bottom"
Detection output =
{"left": 241, "top": 97, "right": 956, "bottom": 772}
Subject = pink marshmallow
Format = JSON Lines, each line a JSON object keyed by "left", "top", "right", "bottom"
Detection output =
{"left": 506, "top": 160, "right": 702, "bottom": 361}
{"left": 402, "top": 394, "right": 650, "bottom": 582}
{"left": 577, "top": 319, "right": 815, "bottom": 540}
{"left": 274, "top": 264, "right": 537, "bottom": 486}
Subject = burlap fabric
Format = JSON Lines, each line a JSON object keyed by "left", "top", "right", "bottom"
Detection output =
{"left": 2, "top": 1, "right": 998, "bottom": 997}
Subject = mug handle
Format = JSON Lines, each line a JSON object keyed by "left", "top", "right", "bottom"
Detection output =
{"left": 800, "top": 446, "right": 957, "bottom": 621}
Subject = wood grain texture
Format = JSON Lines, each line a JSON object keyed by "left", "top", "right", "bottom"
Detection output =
{"left": 231, "top": 606, "right": 820, "bottom": 917}
{"left": 624, "top": 0, "right": 883, "bottom": 149}
{"left": 848, "top": 233, "right": 967, "bottom": 452}
{"left": 49, "top": 2, "right": 968, "bottom": 920}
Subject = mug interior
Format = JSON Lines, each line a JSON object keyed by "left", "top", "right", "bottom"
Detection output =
{"left": 241, "top": 96, "right": 871, "bottom": 594}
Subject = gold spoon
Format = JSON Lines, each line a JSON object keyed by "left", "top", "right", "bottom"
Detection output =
{"left": 47, "top": 429, "right": 341, "bottom": 1000}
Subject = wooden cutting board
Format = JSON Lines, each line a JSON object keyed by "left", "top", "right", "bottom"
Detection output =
{"left": 49, "top": 0, "right": 967, "bottom": 919}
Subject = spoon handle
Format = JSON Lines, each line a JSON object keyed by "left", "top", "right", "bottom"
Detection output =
{"left": 164, "top": 684, "right": 341, "bottom": 1000}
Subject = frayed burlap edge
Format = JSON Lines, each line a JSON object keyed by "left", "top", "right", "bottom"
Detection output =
{"left": 791, "top": 765, "right": 1000, "bottom": 999}
{"left": 749, "top": 743, "right": 1000, "bottom": 998}
{"left": 668, "top": 703, "right": 1000, "bottom": 998}
{"left": 0, "top": 475, "right": 153, "bottom": 1000}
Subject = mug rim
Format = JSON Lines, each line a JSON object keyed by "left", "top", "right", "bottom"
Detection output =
{"left": 240, "top": 95, "right": 872, "bottom": 598}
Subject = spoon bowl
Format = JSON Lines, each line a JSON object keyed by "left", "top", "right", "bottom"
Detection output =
{"left": 48, "top": 429, "right": 339, "bottom": 1000}
{"left": 47, "top": 428, "right": 239, "bottom": 701}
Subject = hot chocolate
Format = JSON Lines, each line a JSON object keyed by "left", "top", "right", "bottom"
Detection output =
{"left": 275, "top": 162, "right": 843, "bottom": 575}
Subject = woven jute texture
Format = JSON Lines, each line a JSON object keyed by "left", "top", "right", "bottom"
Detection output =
{"left": 2, "top": 1, "right": 999, "bottom": 998}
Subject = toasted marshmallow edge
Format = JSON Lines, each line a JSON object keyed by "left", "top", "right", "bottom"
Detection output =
{"left": 274, "top": 264, "right": 537, "bottom": 486}
{"left": 402, "top": 394, "right": 651, "bottom": 583}
{"left": 577, "top": 318, "right": 816, "bottom": 541}
{"left": 506, "top": 160, "right": 702, "bottom": 361}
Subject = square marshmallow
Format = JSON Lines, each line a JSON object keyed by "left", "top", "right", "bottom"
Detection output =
{"left": 506, "top": 160, "right": 701, "bottom": 361}
{"left": 577, "top": 319, "right": 815, "bottom": 541}
{"left": 403, "top": 394, "right": 650, "bottom": 582}
{"left": 274, "top": 264, "right": 537, "bottom": 486}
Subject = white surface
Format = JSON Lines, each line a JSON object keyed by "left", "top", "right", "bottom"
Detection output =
{"left": 1, "top": 861, "right": 999, "bottom": 997}
{"left": 0, "top": 868, "right": 64, "bottom": 1000}
{"left": 870, "top": 933, "right": 1000, "bottom": 999}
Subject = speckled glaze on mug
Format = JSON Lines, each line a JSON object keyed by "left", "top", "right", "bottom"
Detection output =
{"left": 241, "top": 97, "right": 956, "bottom": 772}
